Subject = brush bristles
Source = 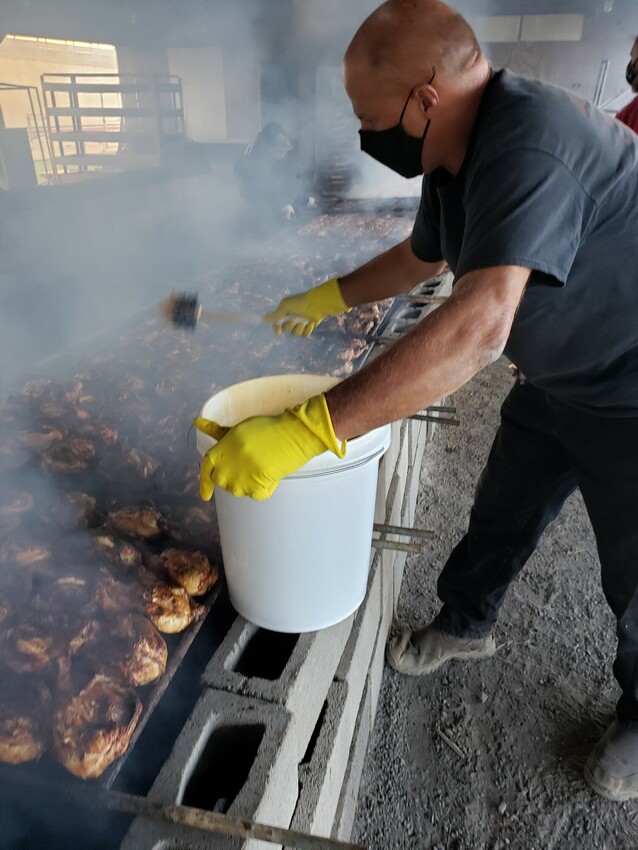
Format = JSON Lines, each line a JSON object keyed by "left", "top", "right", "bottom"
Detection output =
{"left": 159, "top": 291, "right": 179, "bottom": 325}
{"left": 159, "top": 291, "right": 199, "bottom": 329}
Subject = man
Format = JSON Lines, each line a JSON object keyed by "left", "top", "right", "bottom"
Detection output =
{"left": 195, "top": 0, "right": 638, "bottom": 801}
{"left": 234, "top": 122, "right": 316, "bottom": 224}
{"left": 617, "top": 36, "right": 638, "bottom": 133}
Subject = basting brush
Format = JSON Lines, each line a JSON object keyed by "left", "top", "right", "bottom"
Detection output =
{"left": 160, "top": 291, "right": 395, "bottom": 345}
{"left": 160, "top": 291, "right": 264, "bottom": 331}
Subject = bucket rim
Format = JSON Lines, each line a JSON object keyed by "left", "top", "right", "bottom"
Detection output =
{"left": 195, "top": 373, "right": 392, "bottom": 475}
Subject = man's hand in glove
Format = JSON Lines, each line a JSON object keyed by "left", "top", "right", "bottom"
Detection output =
{"left": 263, "top": 276, "right": 351, "bottom": 337}
{"left": 194, "top": 394, "right": 346, "bottom": 501}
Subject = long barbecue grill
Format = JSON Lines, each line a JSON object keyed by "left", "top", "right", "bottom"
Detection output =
{"left": 0, "top": 209, "right": 453, "bottom": 850}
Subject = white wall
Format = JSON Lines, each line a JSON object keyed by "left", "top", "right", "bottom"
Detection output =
{"left": 168, "top": 47, "right": 227, "bottom": 141}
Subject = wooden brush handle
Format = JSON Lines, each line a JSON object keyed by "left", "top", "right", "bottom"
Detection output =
{"left": 198, "top": 307, "right": 265, "bottom": 326}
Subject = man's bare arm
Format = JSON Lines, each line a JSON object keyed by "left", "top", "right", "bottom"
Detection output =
{"left": 326, "top": 265, "right": 530, "bottom": 440}
{"left": 339, "top": 237, "right": 447, "bottom": 307}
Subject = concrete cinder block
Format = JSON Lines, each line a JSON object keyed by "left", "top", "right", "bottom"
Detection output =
{"left": 332, "top": 535, "right": 396, "bottom": 844}
{"left": 334, "top": 553, "right": 382, "bottom": 688}
{"left": 121, "top": 689, "right": 297, "bottom": 850}
{"left": 375, "top": 419, "right": 406, "bottom": 521}
{"left": 286, "top": 680, "right": 360, "bottom": 843}
{"left": 202, "top": 613, "right": 354, "bottom": 763}
{"left": 369, "top": 564, "right": 396, "bottom": 723}
{"left": 332, "top": 678, "right": 373, "bottom": 842}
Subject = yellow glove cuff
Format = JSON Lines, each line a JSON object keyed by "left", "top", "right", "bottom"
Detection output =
{"left": 313, "top": 277, "right": 351, "bottom": 318}
{"left": 290, "top": 393, "right": 347, "bottom": 460}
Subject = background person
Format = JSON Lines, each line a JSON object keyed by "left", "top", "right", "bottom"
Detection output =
{"left": 616, "top": 35, "right": 638, "bottom": 133}
{"left": 234, "top": 122, "right": 316, "bottom": 225}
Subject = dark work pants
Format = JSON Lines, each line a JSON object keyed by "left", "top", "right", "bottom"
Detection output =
{"left": 436, "top": 380, "right": 638, "bottom": 728}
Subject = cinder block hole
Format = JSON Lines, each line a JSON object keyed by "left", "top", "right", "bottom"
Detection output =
{"left": 231, "top": 629, "right": 299, "bottom": 680}
{"left": 182, "top": 724, "right": 265, "bottom": 813}
{"left": 300, "top": 698, "right": 328, "bottom": 766}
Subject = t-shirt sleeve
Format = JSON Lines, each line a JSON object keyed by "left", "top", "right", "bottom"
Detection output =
{"left": 617, "top": 98, "right": 638, "bottom": 135}
{"left": 410, "top": 178, "right": 444, "bottom": 263}
{"left": 456, "top": 148, "right": 597, "bottom": 285}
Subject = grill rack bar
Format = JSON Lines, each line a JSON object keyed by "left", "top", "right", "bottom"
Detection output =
{"left": 0, "top": 771, "right": 367, "bottom": 850}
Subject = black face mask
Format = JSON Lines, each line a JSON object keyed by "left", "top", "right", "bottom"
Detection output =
{"left": 626, "top": 58, "right": 638, "bottom": 86}
{"left": 359, "top": 69, "right": 435, "bottom": 179}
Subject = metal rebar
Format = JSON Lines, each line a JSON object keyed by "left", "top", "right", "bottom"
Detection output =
{"left": 371, "top": 538, "right": 423, "bottom": 554}
{"left": 373, "top": 522, "right": 434, "bottom": 540}
{"left": 426, "top": 405, "right": 457, "bottom": 414}
{"left": 408, "top": 414, "right": 460, "bottom": 426}
{"left": 0, "top": 776, "right": 367, "bottom": 850}
{"left": 394, "top": 294, "right": 447, "bottom": 305}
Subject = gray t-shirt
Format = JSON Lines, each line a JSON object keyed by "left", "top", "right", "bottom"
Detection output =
{"left": 411, "top": 69, "right": 638, "bottom": 415}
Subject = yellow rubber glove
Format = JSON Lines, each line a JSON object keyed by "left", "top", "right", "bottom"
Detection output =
{"left": 194, "top": 394, "right": 346, "bottom": 501}
{"left": 263, "top": 277, "right": 351, "bottom": 337}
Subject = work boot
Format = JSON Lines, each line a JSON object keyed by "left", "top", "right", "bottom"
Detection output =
{"left": 584, "top": 720, "right": 638, "bottom": 801}
{"left": 385, "top": 621, "right": 496, "bottom": 676}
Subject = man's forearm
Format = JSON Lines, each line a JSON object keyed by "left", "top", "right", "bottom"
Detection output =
{"left": 326, "top": 266, "right": 530, "bottom": 440}
{"left": 338, "top": 237, "right": 446, "bottom": 308}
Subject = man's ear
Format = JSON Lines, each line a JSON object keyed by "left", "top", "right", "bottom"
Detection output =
{"left": 414, "top": 81, "right": 439, "bottom": 115}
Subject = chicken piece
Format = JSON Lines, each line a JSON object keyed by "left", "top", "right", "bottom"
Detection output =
{"left": 160, "top": 548, "right": 219, "bottom": 597}
{"left": 50, "top": 490, "right": 98, "bottom": 528}
{"left": 53, "top": 674, "right": 142, "bottom": 779}
{"left": 94, "top": 535, "right": 142, "bottom": 577}
{"left": 38, "top": 400, "right": 65, "bottom": 419}
{"left": 166, "top": 506, "right": 217, "bottom": 552}
{"left": 82, "top": 614, "right": 167, "bottom": 687}
{"left": 31, "top": 575, "right": 97, "bottom": 624}
{"left": 98, "top": 425, "right": 119, "bottom": 446}
{"left": 0, "top": 540, "right": 51, "bottom": 565}
{"left": 0, "top": 436, "right": 30, "bottom": 471}
{"left": 123, "top": 448, "right": 160, "bottom": 480}
{"left": 108, "top": 506, "right": 165, "bottom": 539}
{"left": 155, "top": 379, "right": 177, "bottom": 398}
{"left": 95, "top": 570, "right": 145, "bottom": 616}
{"left": 21, "top": 378, "right": 53, "bottom": 400}
{"left": 1, "top": 612, "right": 68, "bottom": 672}
{"left": 143, "top": 582, "right": 202, "bottom": 633}
{"left": 0, "top": 491, "right": 34, "bottom": 517}
{"left": 17, "top": 425, "right": 64, "bottom": 452}
{"left": 42, "top": 437, "right": 96, "bottom": 474}
{"left": 336, "top": 339, "right": 369, "bottom": 362}
{"left": 330, "top": 361, "right": 354, "bottom": 377}
{"left": 0, "top": 673, "right": 52, "bottom": 764}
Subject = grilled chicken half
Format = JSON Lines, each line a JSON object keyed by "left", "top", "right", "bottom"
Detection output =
{"left": 53, "top": 674, "right": 142, "bottom": 779}
{"left": 42, "top": 437, "right": 96, "bottom": 474}
{"left": 81, "top": 614, "right": 167, "bottom": 687}
{"left": 0, "top": 673, "right": 52, "bottom": 764}
{"left": 160, "top": 548, "right": 218, "bottom": 597}
{"left": 143, "top": 583, "right": 203, "bottom": 633}
{"left": 108, "top": 506, "right": 165, "bottom": 539}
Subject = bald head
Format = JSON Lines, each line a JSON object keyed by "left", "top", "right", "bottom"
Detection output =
{"left": 346, "top": 0, "right": 481, "bottom": 91}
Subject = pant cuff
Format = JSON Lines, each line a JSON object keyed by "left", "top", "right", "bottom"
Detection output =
{"left": 435, "top": 607, "right": 494, "bottom": 640}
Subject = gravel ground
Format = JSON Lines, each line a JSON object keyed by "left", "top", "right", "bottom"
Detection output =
{"left": 354, "top": 358, "right": 638, "bottom": 850}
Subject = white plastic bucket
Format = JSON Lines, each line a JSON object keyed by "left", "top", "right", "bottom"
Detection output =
{"left": 196, "top": 374, "right": 391, "bottom": 633}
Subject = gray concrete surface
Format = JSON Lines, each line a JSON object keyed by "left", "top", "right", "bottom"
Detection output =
{"left": 354, "top": 359, "right": 638, "bottom": 850}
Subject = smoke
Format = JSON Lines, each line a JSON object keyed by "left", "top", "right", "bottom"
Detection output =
{"left": 1, "top": 0, "right": 638, "bottom": 845}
